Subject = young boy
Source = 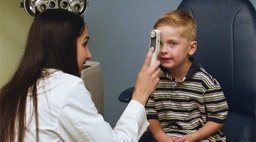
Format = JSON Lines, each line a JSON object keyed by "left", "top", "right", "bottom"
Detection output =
{"left": 145, "top": 10, "right": 229, "bottom": 142}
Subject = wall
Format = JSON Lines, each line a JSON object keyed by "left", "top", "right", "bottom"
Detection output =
{"left": 0, "top": 0, "right": 32, "bottom": 87}
{"left": 252, "top": 0, "right": 256, "bottom": 7}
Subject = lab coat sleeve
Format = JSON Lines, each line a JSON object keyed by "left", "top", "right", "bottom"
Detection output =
{"left": 57, "top": 81, "right": 148, "bottom": 142}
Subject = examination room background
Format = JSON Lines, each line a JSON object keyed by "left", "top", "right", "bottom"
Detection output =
{"left": 0, "top": 0, "right": 256, "bottom": 126}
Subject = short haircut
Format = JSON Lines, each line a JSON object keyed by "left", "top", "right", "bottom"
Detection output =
{"left": 154, "top": 10, "right": 197, "bottom": 41}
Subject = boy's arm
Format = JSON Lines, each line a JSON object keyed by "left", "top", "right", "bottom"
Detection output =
{"left": 178, "top": 77, "right": 228, "bottom": 142}
{"left": 179, "top": 121, "right": 223, "bottom": 142}
{"left": 148, "top": 119, "right": 175, "bottom": 142}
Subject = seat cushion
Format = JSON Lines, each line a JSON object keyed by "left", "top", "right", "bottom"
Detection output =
{"left": 222, "top": 112, "right": 255, "bottom": 142}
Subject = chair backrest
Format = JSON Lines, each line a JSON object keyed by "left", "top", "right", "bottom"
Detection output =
{"left": 177, "top": 0, "right": 256, "bottom": 116}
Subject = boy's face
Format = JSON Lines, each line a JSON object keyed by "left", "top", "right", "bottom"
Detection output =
{"left": 157, "top": 25, "right": 197, "bottom": 72}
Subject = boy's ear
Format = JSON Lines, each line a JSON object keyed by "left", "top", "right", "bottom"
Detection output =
{"left": 188, "top": 41, "right": 197, "bottom": 56}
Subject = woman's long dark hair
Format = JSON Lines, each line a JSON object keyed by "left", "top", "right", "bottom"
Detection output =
{"left": 0, "top": 9, "right": 85, "bottom": 142}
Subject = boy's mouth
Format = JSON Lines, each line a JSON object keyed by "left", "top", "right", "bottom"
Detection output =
{"left": 160, "top": 57, "right": 172, "bottom": 61}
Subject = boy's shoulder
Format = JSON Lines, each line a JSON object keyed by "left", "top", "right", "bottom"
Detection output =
{"left": 187, "top": 58, "right": 220, "bottom": 86}
{"left": 194, "top": 67, "right": 221, "bottom": 88}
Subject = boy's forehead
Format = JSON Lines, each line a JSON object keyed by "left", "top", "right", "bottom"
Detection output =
{"left": 157, "top": 26, "right": 191, "bottom": 42}
{"left": 158, "top": 25, "right": 192, "bottom": 39}
{"left": 157, "top": 25, "right": 183, "bottom": 35}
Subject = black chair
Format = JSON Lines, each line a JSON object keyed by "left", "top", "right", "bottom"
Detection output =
{"left": 177, "top": 0, "right": 256, "bottom": 141}
{"left": 119, "top": 0, "right": 256, "bottom": 141}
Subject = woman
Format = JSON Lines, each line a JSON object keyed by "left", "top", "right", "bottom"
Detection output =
{"left": 0, "top": 9, "right": 160, "bottom": 142}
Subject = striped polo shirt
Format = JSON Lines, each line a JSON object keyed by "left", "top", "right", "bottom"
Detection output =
{"left": 146, "top": 58, "right": 229, "bottom": 142}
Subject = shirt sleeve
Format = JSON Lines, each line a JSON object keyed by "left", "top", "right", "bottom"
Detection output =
{"left": 57, "top": 81, "right": 148, "bottom": 142}
{"left": 203, "top": 79, "right": 229, "bottom": 123}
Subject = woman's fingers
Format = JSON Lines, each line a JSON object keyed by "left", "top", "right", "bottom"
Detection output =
{"left": 132, "top": 49, "right": 161, "bottom": 105}
{"left": 142, "top": 47, "right": 154, "bottom": 69}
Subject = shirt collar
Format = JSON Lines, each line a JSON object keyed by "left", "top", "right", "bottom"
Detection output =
{"left": 186, "top": 57, "right": 202, "bottom": 79}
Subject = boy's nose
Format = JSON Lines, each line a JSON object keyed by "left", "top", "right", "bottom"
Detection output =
{"left": 160, "top": 44, "right": 168, "bottom": 53}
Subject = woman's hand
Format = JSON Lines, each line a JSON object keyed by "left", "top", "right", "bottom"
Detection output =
{"left": 132, "top": 47, "right": 160, "bottom": 105}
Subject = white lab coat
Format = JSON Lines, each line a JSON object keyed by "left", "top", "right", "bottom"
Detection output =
{"left": 23, "top": 70, "right": 148, "bottom": 142}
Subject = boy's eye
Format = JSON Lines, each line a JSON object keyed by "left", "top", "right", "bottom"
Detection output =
{"left": 169, "top": 41, "right": 177, "bottom": 46}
